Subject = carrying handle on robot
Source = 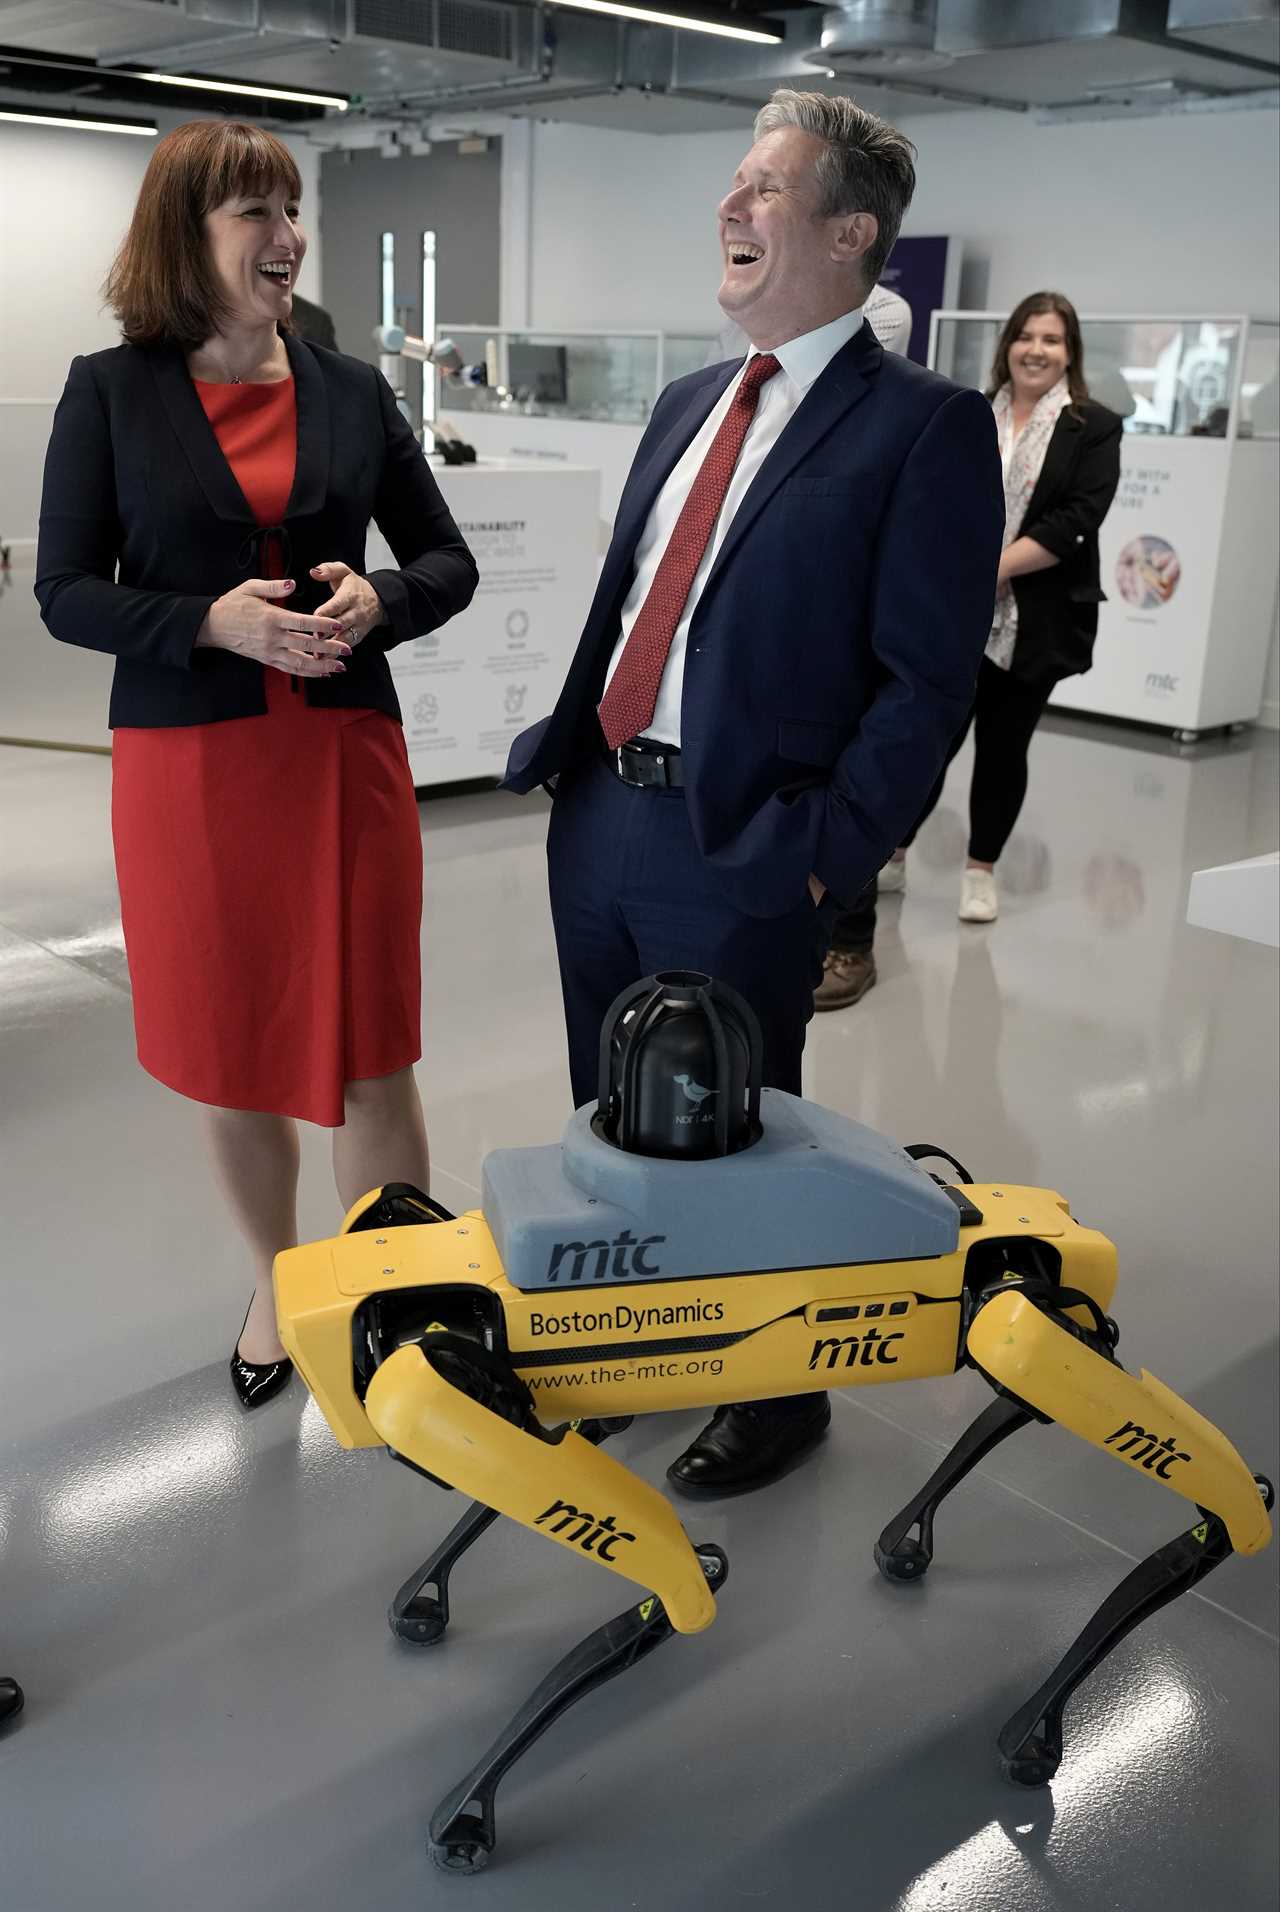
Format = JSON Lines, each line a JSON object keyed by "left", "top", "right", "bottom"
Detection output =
{"left": 904, "top": 1143, "right": 974, "bottom": 1184}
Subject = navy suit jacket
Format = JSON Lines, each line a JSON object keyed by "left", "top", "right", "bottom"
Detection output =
{"left": 504, "top": 323, "right": 1004, "bottom": 917}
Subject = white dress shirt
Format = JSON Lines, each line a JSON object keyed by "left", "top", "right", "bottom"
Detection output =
{"left": 709, "top": 282, "right": 908, "bottom": 368}
{"left": 603, "top": 306, "right": 865, "bottom": 748}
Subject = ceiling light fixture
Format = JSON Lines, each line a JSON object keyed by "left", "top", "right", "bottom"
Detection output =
{"left": 551, "top": 0, "right": 783, "bottom": 45}
{"left": 134, "top": 72, "right": 349, "bottom": 111}
{"left": 0, "top": 107, "right": 156, "bottom": 137}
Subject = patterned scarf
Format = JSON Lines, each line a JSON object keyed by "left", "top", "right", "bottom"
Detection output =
{"left": 985, "top": 375, "right": 1072, "bottom": 670}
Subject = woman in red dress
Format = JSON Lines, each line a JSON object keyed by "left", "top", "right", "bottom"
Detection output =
{"left": 36, "top": 122, "right": 478, "bottom": 1406}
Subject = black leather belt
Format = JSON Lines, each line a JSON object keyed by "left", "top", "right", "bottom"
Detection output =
{"left": 608, "top": 737, "right": 685, "bottom": 789}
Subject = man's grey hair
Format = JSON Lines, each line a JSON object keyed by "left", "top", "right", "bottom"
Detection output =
{"left": 754, "top": 89, "right": 917, "bottom": 287}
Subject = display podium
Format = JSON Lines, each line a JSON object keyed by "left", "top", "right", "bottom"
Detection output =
{"left": 929, "top": 313, "right": 1280, "bottom": 739}
{"left": 368, "top": 457, "right": 599, "bottom": 789}
{"left": 1187, "top": 852, "right": 1279, "bottom": 950}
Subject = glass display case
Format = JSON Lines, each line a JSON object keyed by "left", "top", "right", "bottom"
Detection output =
{"left": 929, "top": 313, "right": 1278, "bottom": 440}
{"left": 430, "top": 327, "right": 716, "bottom": 426}
{"left": 928, "top": 313, "right": 1280, "bottom": 737}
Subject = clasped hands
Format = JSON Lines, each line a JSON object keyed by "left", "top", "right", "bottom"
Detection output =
{"left": 198, "top": 561, "right": 385, "bottom": 677}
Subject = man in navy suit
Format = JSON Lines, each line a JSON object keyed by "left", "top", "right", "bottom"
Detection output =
{"left": 505, "top": 88, "right": 1004, "bottom": 1496}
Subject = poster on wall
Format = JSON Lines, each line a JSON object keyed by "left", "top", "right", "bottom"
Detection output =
{"left": 368, "top": 464, "right": 599, "bottom": 786}
{"left": 1050, "top": 438, "right": 1228, "bottom": 730}
{"left": 876, "top": 236, "right": 960, "bottom": 365}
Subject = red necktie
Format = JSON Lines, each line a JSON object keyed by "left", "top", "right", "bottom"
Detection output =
{"left": 598, "top": 352, "right": 782, "bottom": 751}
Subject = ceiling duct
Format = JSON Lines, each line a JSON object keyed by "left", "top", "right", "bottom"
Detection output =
{"left": 0, "top": 0, "right": 1275, "bottom": 131}
{"left": 0, "top": 0, "right": 534, "bottom": 114}
{"left": 815, "top": 0, "right": 955, "bottom": 73}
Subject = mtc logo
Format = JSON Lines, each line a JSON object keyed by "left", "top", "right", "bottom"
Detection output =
{"left": 1104, "top": 1419, "right": 1191, "bottom": 1479}
{"left": 1145, "top": 672, "right": 1179, "bottom": 694}
{"left": 808, "top": 1327, "right": 905, "bottom": 1370}
{"left": 546, "top": 1231, "right": 665, "bottom": 1283}
{"left": 536, "top": 1500, "right": 637, "bottom": 1561}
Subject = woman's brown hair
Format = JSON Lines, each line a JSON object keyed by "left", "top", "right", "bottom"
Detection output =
{"left": 986, "top": 291, "right": 1090, "bottom": 410}
{"left": 105, "top": 120, "right": 302, "bottom": 349}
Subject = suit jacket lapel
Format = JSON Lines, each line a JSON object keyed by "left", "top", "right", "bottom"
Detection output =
{"left": 701, "top": 326, "right": 881, "bottom": 592}
{"left": 282, "top": 331, "right": 329, "bottom": 519}
{"left": 611, "top": 361, "right": 739, "bottom": 567}
{"left": 580, "top": 359, "right": 739, "bottom": 662}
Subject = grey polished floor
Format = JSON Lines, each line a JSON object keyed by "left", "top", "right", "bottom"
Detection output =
{"left": 1, "top": 578, "right": 1277, "bottom": 1909}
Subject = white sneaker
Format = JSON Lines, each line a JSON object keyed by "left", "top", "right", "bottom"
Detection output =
{"left": 958, "top": 868, "right": 998, "bottom": 922}
{"left": 878, "top": 856, "right": 906, "bottom": 894}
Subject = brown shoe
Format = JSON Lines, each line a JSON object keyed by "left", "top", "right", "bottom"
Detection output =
{"left": 814, "top": 948, "right": 876, "bottom": 1011}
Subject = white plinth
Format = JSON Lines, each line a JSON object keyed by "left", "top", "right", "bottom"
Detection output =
{"left": 1186, "top": 852, "right": 1280, "bottom": 948}
{"left": 369, "top": 459, "right": 600, "bottom": 787}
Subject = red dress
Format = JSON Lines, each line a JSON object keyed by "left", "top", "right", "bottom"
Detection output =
{"left": 111, "top": 375, "right": 423, "bottom": 1125}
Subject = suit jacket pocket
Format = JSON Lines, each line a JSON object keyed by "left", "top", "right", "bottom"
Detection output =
{"left": 778, "top": 718, "right": 844, "bottom": 766}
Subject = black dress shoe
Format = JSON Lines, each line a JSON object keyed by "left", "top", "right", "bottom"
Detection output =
{"left": 667, "top": 1396, "right": 831, "bottom": 1498}
{"left": 0, "top": 1677, "right": 23, "bottom": 1726}
{"left": 230, "top": 1299, "right": 294, "bottom": 1411}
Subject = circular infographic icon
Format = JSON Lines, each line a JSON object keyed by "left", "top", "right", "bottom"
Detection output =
{"left": 1115, "top": 535, "right": 1181, "bottom": 609}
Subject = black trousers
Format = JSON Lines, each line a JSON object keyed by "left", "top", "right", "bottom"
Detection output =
{"left": 828, "top": 659, "right": 1055, "bottom": 953}
{"left": 830, "top": 877, "right": 879, "bottom": 955}
{"left": 904, "top": 657, "right": 1055, "bottom": 866}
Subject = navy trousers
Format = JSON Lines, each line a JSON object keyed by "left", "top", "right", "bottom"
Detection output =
{"left": 547, "top": 755, "right": 836, "bottom": 1110}
{"left": 547, "top": 755, "right": 838, "bottom": 1422}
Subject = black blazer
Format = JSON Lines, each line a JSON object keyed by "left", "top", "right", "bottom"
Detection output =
{"left": 35, "top": 332, "right": 478, "bottom": 728}
{"left": 1007, "top": 398, "right": 1122, "bottom": 688}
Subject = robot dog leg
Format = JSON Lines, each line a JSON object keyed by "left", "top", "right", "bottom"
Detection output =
{"left": 388, "top": 1415, "right": 635, "bottom": 1645}
{"left": 362, "top": 1339, "right": 725, "bottom": 1873}
{"left": 876, "top": 1272, "right": 1274, "bottom": 1786}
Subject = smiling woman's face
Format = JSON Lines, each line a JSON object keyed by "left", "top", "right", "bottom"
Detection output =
{"left": 202, "top": 183, "right": 306, "bottom": 328}
{"left": 1008, "top": 310, "right": 1071, "bottom": 405}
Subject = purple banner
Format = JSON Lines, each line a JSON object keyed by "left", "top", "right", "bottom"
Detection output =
{"left": 878, "top": 236, "right": 953, "bottom": 366}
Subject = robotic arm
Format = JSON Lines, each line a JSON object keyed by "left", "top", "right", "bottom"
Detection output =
{"left": 372, "top": 323, "right": 488, "bottom": 384}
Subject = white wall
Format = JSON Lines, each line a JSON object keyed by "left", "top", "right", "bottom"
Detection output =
{"left": 521, "top": 103, "right": 1280, "bottom": 722}
{"left": 0, "top": 110, "right": 321, "bottom": 544}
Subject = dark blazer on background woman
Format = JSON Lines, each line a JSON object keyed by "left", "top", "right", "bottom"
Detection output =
{"left": 1005, "top": 398, "right": 1123, "bottom": 689}
{"left": 35, "top": 330, "right": 477, "bottom": 727}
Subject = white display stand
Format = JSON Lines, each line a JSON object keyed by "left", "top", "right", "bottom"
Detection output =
{"left": 435, "top": 409, "right": 640, "bottom": 532}
{"left": 368, "top": 458, "right": 599, "bottom": 788}
{"left": 1050, "top": 431, "right": 1280, "bottom": 737}
{"left": 1186, "top": 852, "right": 1279, "bottom": 949}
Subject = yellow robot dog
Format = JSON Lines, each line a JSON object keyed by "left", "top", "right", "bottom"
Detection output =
{"left": 274, "top": 973, "right": 1273, "bottom": 1875}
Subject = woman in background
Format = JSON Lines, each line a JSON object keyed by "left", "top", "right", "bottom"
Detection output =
{"left": 890, "top": 290, "right": 1122, "bottom": 921}
{"left": 36, "top": 121, "right": 477, "bottom": 1405}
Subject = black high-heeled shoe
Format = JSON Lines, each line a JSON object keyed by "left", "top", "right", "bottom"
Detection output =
{"left": 230, "top": 1297, "right": 294, "bottom": 1411}
{"left": 0, "top": 1676, "right": 23, "bottom": 1727}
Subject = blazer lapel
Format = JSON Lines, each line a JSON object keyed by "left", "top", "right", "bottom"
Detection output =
{"left": 282, "top": 331, "right": 329, "bottom": 519}
{"left": 701, "top": 325, "right": 882, "bottom": 591}
{"left": 149, "top": 343, "right": 256, "bottom": 525}
{"left": 147, "top": 332, "right": 329, "bottom": 527}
